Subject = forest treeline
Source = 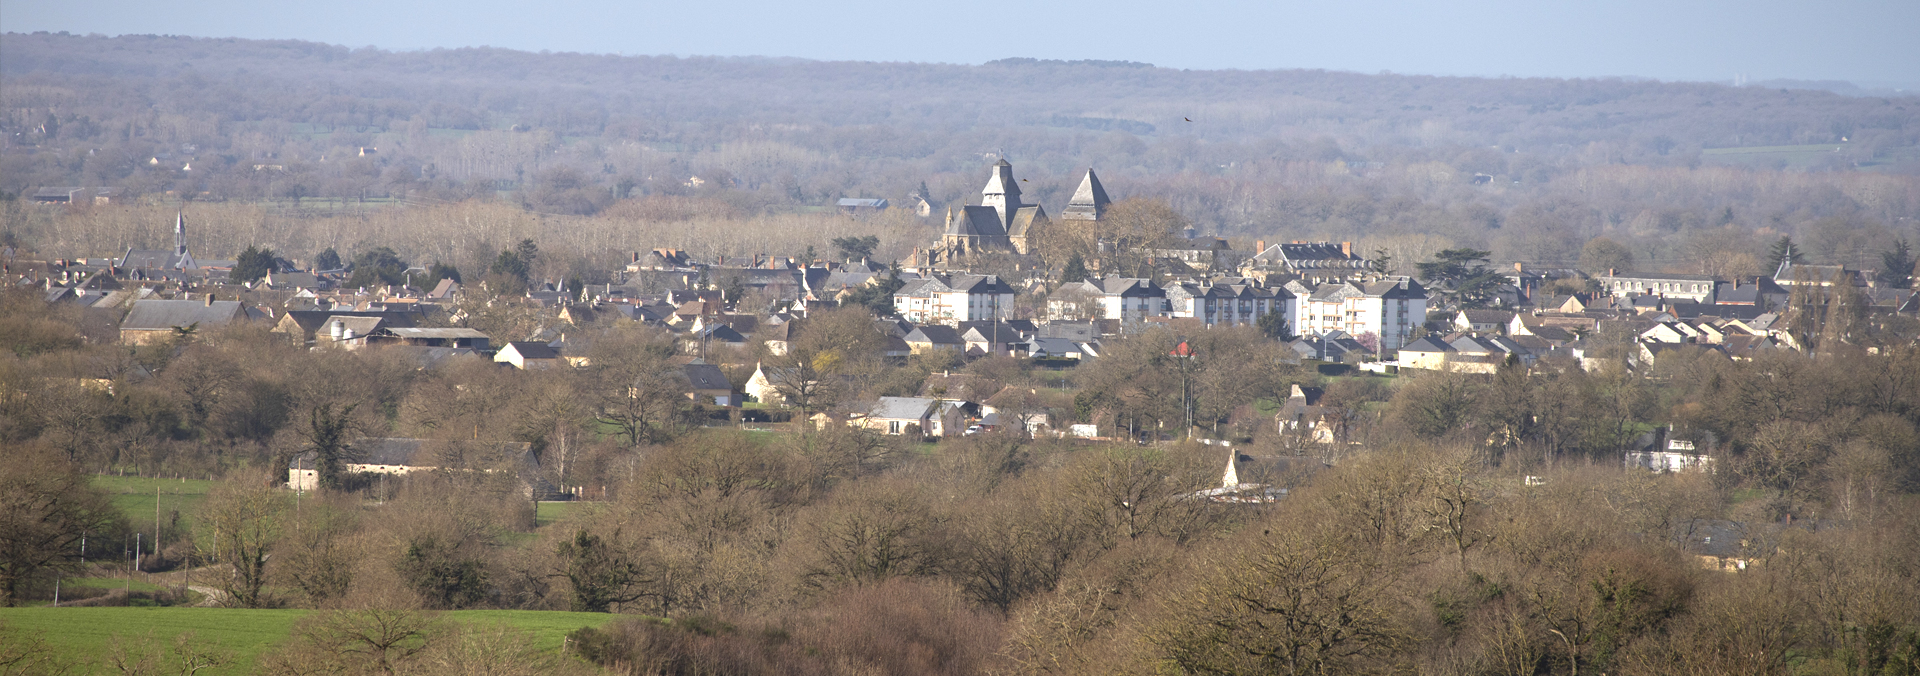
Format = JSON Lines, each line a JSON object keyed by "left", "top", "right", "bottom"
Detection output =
{"left": 4, "top": 282, "right": 1920, "bottom": 674}
{"left": 3, "top": 33, "right": 1918, "bottom": 255}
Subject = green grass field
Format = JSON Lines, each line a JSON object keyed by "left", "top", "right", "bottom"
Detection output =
{"left": 0, "top": 607, "right": 625, "bottom": 675}
{"left": 535, "top": 501, "right": 584, "bottom": 528}
{"left": 94, "top": 475, "right": 217, "bottom": 534}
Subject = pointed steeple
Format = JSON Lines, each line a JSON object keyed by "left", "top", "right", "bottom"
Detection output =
{"left": 173, "top": 211, "right": 188, "bottom": 256}
{"left": 1062, "top": 168, "right": 1110, "bottom": 221}
{"left": 1221, "top": 450, "right": 1240, "bottom": 489}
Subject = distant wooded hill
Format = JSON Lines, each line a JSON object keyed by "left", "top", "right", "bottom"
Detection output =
{"left": 3, "top": 32, "right": 1917, "bottom": 273}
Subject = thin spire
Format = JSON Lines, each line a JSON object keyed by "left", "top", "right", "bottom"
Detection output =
{"left": 174, "top": 211, "right": 187, "bottom": 256}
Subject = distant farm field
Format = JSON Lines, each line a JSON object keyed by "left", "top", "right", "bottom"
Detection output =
{"left": 1699, "top": 142, "right": 1919, "bottom": 171}
{"left": 0, "top": 607, "right": 623, "bottom": 675}
{"left": 94, "top": 475, "right": 217, "bottom": 533}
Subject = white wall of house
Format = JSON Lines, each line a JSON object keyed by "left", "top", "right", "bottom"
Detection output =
{"left": 897, "top": 290, "right": 1014, "bottom": 323}
{"left": 1296, "top": 293, "right": 1421, "bottom": 349}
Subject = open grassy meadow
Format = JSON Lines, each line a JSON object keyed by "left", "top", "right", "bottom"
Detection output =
{"left": 0, "top": 607, "right": 624, "bottom": 675}
{"left": 93, "top": 475, "right": 217, "bottom": 533}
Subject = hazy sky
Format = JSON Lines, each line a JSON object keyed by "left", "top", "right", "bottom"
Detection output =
{"left": 4, "top": 0, "right": 1917, "bottom": 86}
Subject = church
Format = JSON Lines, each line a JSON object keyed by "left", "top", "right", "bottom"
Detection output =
{"left": 938, "top": 160, "right": 1110, "bottom": 257}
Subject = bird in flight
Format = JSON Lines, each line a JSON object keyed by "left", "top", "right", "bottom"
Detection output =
{"left": 1021, "top": 179, "right": 1028, "bottom": 182}
{"left": 1184, "top": 117, "right": 1192, "bottom": 121}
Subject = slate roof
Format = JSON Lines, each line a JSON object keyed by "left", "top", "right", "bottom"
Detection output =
{"left": 1060, "top": 168, "right": 1111, "bottom": 221}
{"left": 904, "top": 325, "right": 965, "bottom": 345}
{"left": 962, "top": 324, "right": 1024, "bottom": 345}
{"left": 1027, "top": 337, "right": 1086, "bottom": 357}
{"left": 387, "top": 346, "right": 479, "bottom": 369}
{"left": 502, "top": 341, "right": 560, "bottom": 360}
{"left": 121, "top": 299, "right": 246, "bottom": 331}
{"left": 1400, "top": 336, "right": 1454, "bottom": 353}
{"left": 381, "top": 327, "right": 490, "bottom": 341}
{"left": 867, "top": 396, "right": 962, "bottom": 421}
{"left": 683, "top": 362, "right": 733, "bottom": 391}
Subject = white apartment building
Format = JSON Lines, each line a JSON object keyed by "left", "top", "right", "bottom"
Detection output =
{"left": 1164, "top": 281, "right": 1296, "bottom": 328}
{"left": 1048, "top": 277, "right": 1167, "bottom": 322}
{"left": 1598, "top": 272, "right": 1719, "bottom": 303}
{"left": 1294, "top": 277, "right": 1427, "bottom": 349}
{"left": 894, "top": 273, "right": 1017, "bottom": 325}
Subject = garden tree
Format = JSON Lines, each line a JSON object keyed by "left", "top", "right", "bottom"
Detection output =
{"left": 1256, "top": 309, "right": 1292, "bottom": 339}
{"left": 277, "top": 498, "right": 358, "bottom": 606}
{"left": 103, "top": 631, "right": 235, "bottom": 676}
{"left": 763, "top": 347, "right": 842, "bottom": 415}
{"left": 1764, "top": 235, "right": 1806, "bottom": 273}
{"left": 1157, "top": 523, "right": 1414, "bottom": 675}
{"left": 398, "top": 534, "right": 490, "bottom": 610}
{"left": 1187, "top": 327, "right": 1296, "bottom": 433}
{"left": 946, "top": 483, "right": 1089, "bottom": 614}
{"left": 984, "top": 385, "right": 1048, "bottom": 439}
{"left": 1312, "top": 378, "right": 1391, "bottom": 448}
{"left": 1032, "top": 197, "right": 1186, "bottom": 270}
{"left": 1371, "top": 248, "right": 1393, "bottom": 275}
{"left": 195, "top": 469, "right": 289, "bottom": 608}
{"left": 765, "top": 308, "right": 889, "bottom": 413}
{"left": 1416, "top": 248, "right": 1502, "bottom": 308}
{"left": 632, "top": 430, "right": 792, "bottom": 503}
{"left": 1418, "top": 450, "right": 1486, "bottom": 571}
{"left": 837, "top": 265, "right": 906, "bottom": 314}
{"left": 1578, "top": 237, "right": 1634, "bottom": 275}
{"left": 787, "top": 424, "right": 901, "bottom": 484}
{"left": 1817, "top": 277, "right": 1868, "bottom": 351}
{"left": 1879, "top": 239, "right": 1915, "bottom": 289}
{"left": 1071, "top": 329, "right": 1182, "bottom": 438}
{"left": 552, "top": 526, "right": 655, "bottom": 612}
{"left": 488, "top": 239, "right": 538, "bottom": 293}
{"left": 585, "top": 326, "right": 688, "bottom": 447}
{"left": 265, "top": 609, "right": 443, "bottom": 676}
{"left": 797, "top": 479, "right": 946, "bottom": 589}
{"left": 1002, "top": 537, "right": 1182, "bottom": 675}
{"left": 423, "top": 261, "right": 461, "bottom": 288}
{"left": 1741, "top": 419, "right": 1836, "bottom": 507}
{"left": 1475, "top": 357, "right": 1537, "bottom": 463}
{"left": 312, "top": 247, "right": 343, "bottom": 271}
{"left": 1614, "top": 570, "right": 1806, "bottom": 676}
{"left": 0, "top": 448, "right": 123, "bottom": 606}
{"left": 1062, "top": 446, "right": 1223, "bottom": 547}
{"left": 232, "top": 244, "right": 275, "bottom": 283}
{"left": 300, "top": 402, "right": 359, "bottom": 490}
{"left": 1046, "top": 285, "right": 1101, "bottom": 322}
{"left": 1391, "top": 370, "right": 1482, "bottom": 440}
{"left": 346, "top": 246, "right": 409, "bottom": 289}
{"left": 831, "top": 235, "right": 879, "bottom": 260}
{"left": 158, "top": 346, "right": 243, "bottom": 441}
{"left": 1058, "top": 252, "right": 1089, "bottom": 284}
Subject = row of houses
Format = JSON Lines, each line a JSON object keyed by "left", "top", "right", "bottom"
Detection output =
{"left": 1042, "top": 275, "right": 1431, "bottom": 350}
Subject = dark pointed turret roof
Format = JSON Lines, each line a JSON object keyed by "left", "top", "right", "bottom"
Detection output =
{"left": 1062, "top": 168, "right": 1110, "bottom": 221}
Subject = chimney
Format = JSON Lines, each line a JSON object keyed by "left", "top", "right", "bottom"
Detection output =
{"left": 1514, "top": 262, "right": 1524, "bottom": 272}
{"left": 1256, "top": 240, "right": 1266, "bottom": 254}
{"left": 1609, "top": 268, "right": 1616, "bottom": 277}
{"left": 204, "top": 293, "right": 214, "bottom": 307}
{"left": 1341, "top": 241, "right": 1352, "bottom": 258}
